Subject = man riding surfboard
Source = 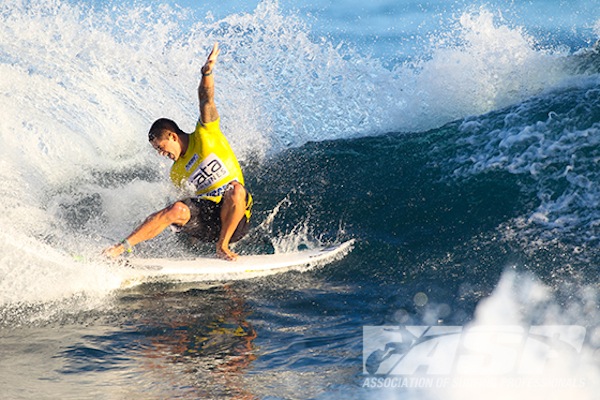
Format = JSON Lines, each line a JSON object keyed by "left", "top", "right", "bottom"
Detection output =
{"left": 103, "top": 43, "right": 252, "bottom": 261}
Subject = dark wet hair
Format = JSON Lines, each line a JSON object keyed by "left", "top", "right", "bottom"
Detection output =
{"left": 148, "top": 118, "right": 184, "bottom": 141}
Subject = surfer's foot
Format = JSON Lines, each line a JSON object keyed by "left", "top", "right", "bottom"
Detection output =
{"left": 217, "top": 245, "right": 238, "bottom": 261}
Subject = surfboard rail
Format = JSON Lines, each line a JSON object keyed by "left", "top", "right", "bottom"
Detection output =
{"left": 118, "top": 239, "right": 355, "bottom": 288}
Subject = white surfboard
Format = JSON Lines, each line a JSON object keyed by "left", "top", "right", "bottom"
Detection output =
{"left": 119, "top": 240, "right": 355, "bottom": 288}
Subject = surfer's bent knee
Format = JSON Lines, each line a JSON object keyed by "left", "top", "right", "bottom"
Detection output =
{"left": 166, "top": 201, "right": 191, "bottom": 226}
{"left": 224, "top": 182, "right": 246, "bottom": 205}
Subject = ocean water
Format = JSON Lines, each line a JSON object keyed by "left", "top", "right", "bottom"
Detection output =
{"left": 1, "top": 0, "right": 600, "bottom": 398}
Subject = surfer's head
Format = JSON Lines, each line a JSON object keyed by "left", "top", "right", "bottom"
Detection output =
{"left": 149, "top": 118, "right": 185, "bottom": 161}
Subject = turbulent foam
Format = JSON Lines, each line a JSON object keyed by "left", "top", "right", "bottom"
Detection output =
{"left": 0, "top": 226, "right": 121, "bottom": 312}
{"left": 447, "top": 76, "right": 600, "bottom": 246}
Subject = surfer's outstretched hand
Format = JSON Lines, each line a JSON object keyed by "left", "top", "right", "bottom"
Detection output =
{"left": 201, "top": 42, "right": 220, "bottom": 76}
{"left": 102, "top": 243, "right": 124, "bottom": 258}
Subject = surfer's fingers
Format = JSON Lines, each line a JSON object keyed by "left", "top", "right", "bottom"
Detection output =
{"left": 207, "top": 42, "right": 220, "bottom": 62}
{"left": 202, "top": 43, "right": 219, "bottom": 75}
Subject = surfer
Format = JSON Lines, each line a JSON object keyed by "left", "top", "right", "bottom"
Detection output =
{"left": 103, "top": 43, "right": 252, "bottom": 261}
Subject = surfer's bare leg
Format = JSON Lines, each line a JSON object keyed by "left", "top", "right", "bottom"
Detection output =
{"left": 103, "top": 202, "right": 191, "bottom": 258}
{"left": 217, "top": 182, "right": 247, "bottom": 261}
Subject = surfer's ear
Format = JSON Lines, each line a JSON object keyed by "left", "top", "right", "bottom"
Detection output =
{"left": 168, "top": 131, "right": 179, "bottom": 142}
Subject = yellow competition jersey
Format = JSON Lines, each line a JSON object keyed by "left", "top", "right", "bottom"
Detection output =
{"left": 170, "top": 118, "right": 245, "bottom": 203}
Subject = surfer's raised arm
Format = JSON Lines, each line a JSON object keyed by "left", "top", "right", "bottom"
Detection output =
{"left": 198, "top": 42, "right": 220, "bottom": 124}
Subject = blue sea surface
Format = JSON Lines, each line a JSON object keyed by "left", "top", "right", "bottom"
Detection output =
{"left": 1, "top": 0, "right": 599, "bottom": 398}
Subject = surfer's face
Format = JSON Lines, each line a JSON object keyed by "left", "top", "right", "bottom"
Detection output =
{"left": 151, "top": 132, "right": 180, "bottom": 161}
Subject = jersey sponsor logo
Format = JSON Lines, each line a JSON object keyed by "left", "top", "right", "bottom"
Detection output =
{"left": 203, "top": 184, "right": 229, "bottom": 198}
{"left": 201, "top": 181, "right": 239, "bottom": 198}
{"left": 188, "top": 153, "right": 229, "bottom": 191}
{"left": 185, "top": 154, "right": 199, "bottom": 171}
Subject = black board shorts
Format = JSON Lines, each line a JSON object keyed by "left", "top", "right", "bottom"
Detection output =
{"left": 174, "top": 193, "right": 251, "bottom": 243}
